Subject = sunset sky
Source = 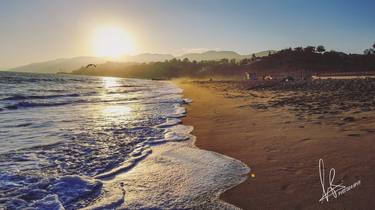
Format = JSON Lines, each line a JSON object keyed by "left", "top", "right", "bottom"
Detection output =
{"left": 0, "top": 0, "right": 374, "bottom": 68}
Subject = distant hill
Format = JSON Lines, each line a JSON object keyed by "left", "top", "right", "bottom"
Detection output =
{"left": 0, "top": 66, "right": 12, "bottom": 71}
{"left": 72, "top": 46, "right": 375, "bottom": 80}
{"left": 123, "top": 53, "right": 174, "bottom": 63}
{"left": 179, "top": 51, "right": 241, "bottom": 61}
{"left": 242, "top": 50, "right": 277, "bottom": 59}
{"left": 9, "top": 50, "right": 276, "bottom": 74}
{"left": 72, "top": 50, "right": 277, "bottom": 79}
{"left": 121, "top": 51, "right": 276, "bottom": 63}
{"left": 179, "top": 50, "right": 275, "bottom": 61}
{"left": 248, "top": 48, "right": 375, "bottom": 74}
{"left": 10, "top": 56, "right": 107, "bottom": 74}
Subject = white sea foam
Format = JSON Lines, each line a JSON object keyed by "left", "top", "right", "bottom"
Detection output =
{"left": 164, "top": 124, "right": 193, "bottom": 142}
{"left": 183, "top": 98, "right": 193, "bottom": 104}
{"left": 87, "top": 137, "right": 250, "bottom": 209}
{"left": 85, "top": 84, "right": 250, "bottom": 210}
{"left": 156, "top": 118, "right": 182, "bottom": 128}
{"left": 167, "top": 105, "right": 187, "bottom": 118}
{"left": 0, "top": 175, "right": 102, "bottom": 209}
{"left": 0, "top": 73, "right": 250, "bottom": 209}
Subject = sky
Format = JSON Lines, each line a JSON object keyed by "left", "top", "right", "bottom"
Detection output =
{"left": 0, "top": 0, "right": 374, "bottom": 68}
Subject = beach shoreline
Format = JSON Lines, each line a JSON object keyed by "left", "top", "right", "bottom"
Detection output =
{"left": 79, "top": 79, "right": 250, "bottom": 209}
{"left": 178, "top": 79, "right": 375, "bottom": 210}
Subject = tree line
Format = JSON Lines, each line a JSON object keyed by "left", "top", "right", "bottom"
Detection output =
{"left": 72, "top": 42, "right": 375, "bottom": 79}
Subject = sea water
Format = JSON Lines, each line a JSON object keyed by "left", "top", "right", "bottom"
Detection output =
{"left": 0, "top": 72, "right": 249, "bottom": 209}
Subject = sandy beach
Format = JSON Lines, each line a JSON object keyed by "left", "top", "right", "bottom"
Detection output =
{"left": 2, "top": 1, "right": 375, "bottom": 209}
{"left": 178, "top": 79, "right": 375, "bottom": 210}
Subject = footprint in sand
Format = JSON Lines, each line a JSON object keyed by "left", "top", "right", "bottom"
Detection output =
{"left": 264, "top": 146, "right": 279, "bottom": 152}
{"left": 266, "top": 156, "right": 278, "bottom": 162}
{"left": 280, "top": 183, "right": 289, "bottom": 190}
{"left": 298, "top": 138, "right": 312, "bottom": 143}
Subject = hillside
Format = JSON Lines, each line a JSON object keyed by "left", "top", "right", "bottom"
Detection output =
{"left": 11, "top": 56, "right": 107, "bottom": 74}
{"left": 123, "top": 53, "right": 174, "bottom": 63}
{"left": 179, "top": 50, "right": 274, "bottom": 61}
{"left": 179, "top": 51, "right": 241, "bottom": 61}
{"left": 249, "top": 48, "right": 375, "bottom": 74}
{"left": 9, "top": 50, "right": 274, "bottom": 74}
{"left": 242, "top": 50, "right": 276, "bottom": 59}
{"left": 71, "top": 46, "right": 375, "bottom": 79}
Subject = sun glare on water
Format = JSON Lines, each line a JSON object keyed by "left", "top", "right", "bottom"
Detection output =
{"left": 92, "top": 26, "right": 134, "bottom": 59}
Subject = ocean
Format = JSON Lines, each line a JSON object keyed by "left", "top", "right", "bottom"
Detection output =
{"left": 0, "top": 72, "right": 249, "bottom": 209}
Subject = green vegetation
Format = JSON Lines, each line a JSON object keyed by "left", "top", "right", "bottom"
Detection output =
{"left": 72, "top": 58, "right": 246, "bottom": 79}
{"left": 364, "top": 42, "right": 375, "bottom": 55}
{"left": 250, "top": 44, "right": 375, "bottom": 74}
{"left": 11, "top": 57, "right": 106, "bottom": 74}
{"left": 72, "top": 43, "right": 375, "bottom": 79}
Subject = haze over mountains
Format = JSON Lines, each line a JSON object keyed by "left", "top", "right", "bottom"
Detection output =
{"left": 9, "top": 50, "right": 274, "bottom": 73}
{"left": 9, "top": 57, "right": 107, "bottom": 74}
{"left": 179, "top": 50, "right": 273, "bottom": 61}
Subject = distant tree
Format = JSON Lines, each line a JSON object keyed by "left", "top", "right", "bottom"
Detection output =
{"left": 294, "top": 47, "right": 303, "bottom": 53}
{"left": 362, "top": 42, "right": 375, "bottom": 55}
{"left": 304, "top": 46, "right": 316, "bottom": 53}
{"left": 251, "top": 54, "right": 257, "bottom": 60}
{"left": 220, "top": 58, "right": 229, "bottom": 64}
{"left": 85, "top": 64, "right": 97, "bottom": 69}
{"left": 316, "top": 45, "right": 326, "bottom": 53}
{"left": 281, "top": 48, "right": 292, "bottom": 52}
{"left": 170, "top": 58, "right": 178, "bottom": 64}
{"left": 182, "top": 58, "right": 190, "bottom": 63}
{"left": 240, "top": 58, "right": 250, "bottom": 65}
{"left": 230, "top": 59, "right": 236, "bottom": 65}
{"left": 364, "top": 48, "right": 375, "bottom": 55}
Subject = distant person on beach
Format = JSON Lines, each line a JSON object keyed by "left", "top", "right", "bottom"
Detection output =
{"left": 251, "top": 73, "right": 257, "bottom": 80}
{"left": 245, "top": 72, "right": 250, "bottom": 80}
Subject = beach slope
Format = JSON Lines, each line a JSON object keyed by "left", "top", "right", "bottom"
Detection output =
{"left": 178, "top": 80, "right": 375, "bottom": 210}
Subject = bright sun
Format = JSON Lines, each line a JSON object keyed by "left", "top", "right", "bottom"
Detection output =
{"left": 92, "top": 26, "right": 134, "bottom": 59}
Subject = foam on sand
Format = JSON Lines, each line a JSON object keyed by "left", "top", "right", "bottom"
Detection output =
{"left": 86, "top": 137, "right": 250, "bottom": 209}
{"left": 85, "top": 91, "right": 250, "bottom": 209}
{"left": 0, "top": 76, "right": 250, "bottom": 209}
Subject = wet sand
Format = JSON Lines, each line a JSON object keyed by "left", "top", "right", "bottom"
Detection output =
{"left": 177, "top": 80, "right": 375, "bottom": 210}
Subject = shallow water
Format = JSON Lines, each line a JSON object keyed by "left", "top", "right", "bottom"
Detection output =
{"left": 0, "top": 72, "right": 249, "bottom": 209}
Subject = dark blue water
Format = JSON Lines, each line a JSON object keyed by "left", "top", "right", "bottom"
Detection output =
{"left": 0, "top": 72, "right": 189, "bottom": 209}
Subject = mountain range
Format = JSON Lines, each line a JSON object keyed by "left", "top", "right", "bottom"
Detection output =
{"left": 8, "top": 56, "right": 107, "bottom": 74}
{"left": 9, "top": 50, "right": 274, "bottom": 73}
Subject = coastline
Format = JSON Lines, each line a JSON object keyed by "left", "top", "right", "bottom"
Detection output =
{"left": 177, "top": 80, "right": 375, "bottom": 209}
{"left": 0, "top": 74, "right": 251, "bottom": 209}
{"left": 82, "top": 80, "right": 250, "bottom": 209}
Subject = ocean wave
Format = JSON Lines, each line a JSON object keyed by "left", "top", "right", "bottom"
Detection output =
{"left": 3, "top": 101, "right": 76, "bottom": 110}
{"left": 0, "top": 96, "right": 193, "bottom": 209}
{"left": 107, "top": 88, "right": 145, "bottom": 95}
{"left": 86, "top": 133, "right": 250, "bottom": 210}
{"left": 1, "top": 93, "right": 80, "bottom": 101}
{"left": 0, "top": 174, "right": 102, "bottom": 210}
{"left": 0, "top": 73, "right": 250, "bottom": 209}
